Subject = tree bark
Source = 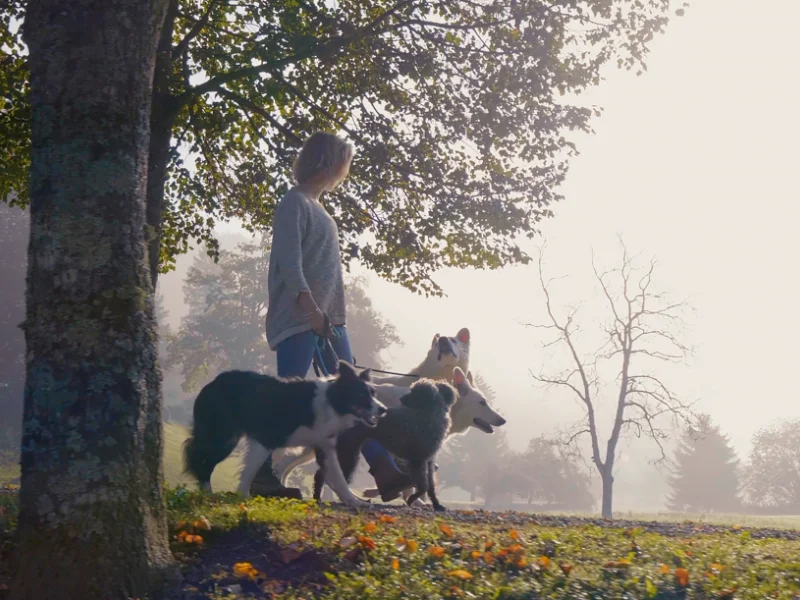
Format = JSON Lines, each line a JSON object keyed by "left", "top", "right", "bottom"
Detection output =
{"left": 11, "top": 1, "right": 176, "bottom": 599}
{"left": 147, "top": 0, "right": 180, "bottom": 288}
{"left": 601, "top": 469, "right": 614, "bottom": 519}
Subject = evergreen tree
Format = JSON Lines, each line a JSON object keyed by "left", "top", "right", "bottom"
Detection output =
{"left": 667, "top": 414, "right": 741, "bottom": 513}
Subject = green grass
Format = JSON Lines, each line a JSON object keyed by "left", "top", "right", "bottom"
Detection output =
{"left": 162, "top": 422, "right": 243, "bottom": 491}
{"left": 166, "top": 489, "right": 800, "bottom": 599}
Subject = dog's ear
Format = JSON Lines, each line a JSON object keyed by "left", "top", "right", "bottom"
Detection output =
{"left": 358, "top": 368, "right": 372, "bottom": 382}
{"left": 466, "top": 370, "right": 474, "bottom": 386}
{"left": 431, "top": 333, "right": 441, "bottom": 348}
{"left": 452, "top": 367, "right": 470, "bottom": 395}
{"left": 338, "top": 360, "right": 357, "bottom": 380}
{"left": 456, "top": 328, "right": 470, "bottom": 344}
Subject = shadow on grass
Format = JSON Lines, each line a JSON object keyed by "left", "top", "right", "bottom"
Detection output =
{"left": 175, "top": 523, "right": 336, "bottom": 600}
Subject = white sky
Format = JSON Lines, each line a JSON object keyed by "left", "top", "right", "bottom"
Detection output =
{"left": 202, "top": 0, "right": 799, "bottom": 493}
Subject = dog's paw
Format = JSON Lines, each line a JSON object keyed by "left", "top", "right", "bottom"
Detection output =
{"left": 410, "top": 497, "right": 428, "bottom": 508}
{"left": 362, "top": 488, "right": 381, "bottom": 499}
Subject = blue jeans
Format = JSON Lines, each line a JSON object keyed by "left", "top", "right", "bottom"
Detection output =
{"left": 276, "top": 327, "right": 399, "bottom": 471}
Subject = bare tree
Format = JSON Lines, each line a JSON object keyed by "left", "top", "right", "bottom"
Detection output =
{"left": 528, "top": 240, "right": 694, "bottom": 519}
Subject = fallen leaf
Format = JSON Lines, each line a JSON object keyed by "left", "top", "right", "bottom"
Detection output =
{"left": 732, "top": 524, "right": 742, "bottom": 531}
{"left": 447, "top": 586, "right": 465, "bottom": 598}
{"left": 448, "top": 569, "right": 474, "bottom": 580}
{"left": 440, "top": 523, "right": 454, "bottom": 537}
{"left": 281, "top": 548, "right": 303, "bottom": 564}
{"left": 429, "top": 546, "right": 446, "bottom": 558}
{"left": 675, "top": 568, "right": 690, "bottom": 587}
{"left": 559, "top": 563, "right": 573, "bottom": 575}
{"left": 344, "top": 547, "right": 363, "bottom": 562}
{"left": 364, "top": 522, "right": 378, "bottom": 533}
{"left": 391, "top": 558, "right": 400, "bottom": 570}
{"left": 358, "top": 535, "right": 377, "bottom": 551}
{"left": 484, "top": 541, "right": 495, "bottom": 550}
{"left": 710, "top": 563, "right": 724, "bottom": 572}
{"left": 380, "top": 515, "right": 397, "bottom": 524}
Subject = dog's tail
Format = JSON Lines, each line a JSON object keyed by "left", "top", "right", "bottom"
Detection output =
{"left": 183, "top": 430, "right": 205, "bottom": 482}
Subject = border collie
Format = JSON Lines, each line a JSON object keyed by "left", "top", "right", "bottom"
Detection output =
{"left": 183, "top": 361, "right": 385, "bottom": 508}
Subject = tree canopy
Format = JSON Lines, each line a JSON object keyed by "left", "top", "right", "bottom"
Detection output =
{"left": 2, "top": 0, "right": 683, "bottom": 294}
{"left": 743, "top": 419, "right": 800, "bottom": 510}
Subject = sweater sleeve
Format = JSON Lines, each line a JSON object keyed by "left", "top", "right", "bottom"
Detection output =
{"left": 271, "top": 193, "right": 310, "bottom": 297}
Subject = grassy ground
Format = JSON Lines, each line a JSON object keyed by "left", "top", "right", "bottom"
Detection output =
{"left": 159, "top": 490, "right": 800, "bottom": 599}
{"left": 4, "top": 430, "right": 800, "bottom": 598}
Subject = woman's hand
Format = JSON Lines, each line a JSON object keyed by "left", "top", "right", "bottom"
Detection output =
{"left": 310, "top": 308, "right": 332, "bottom": 338}
{"left": 298, "top": 292, "right": 332, "bottom": 337}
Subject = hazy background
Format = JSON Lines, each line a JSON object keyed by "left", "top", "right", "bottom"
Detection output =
{"left": 152, "top": 0, "right": 800, "bottom": 510}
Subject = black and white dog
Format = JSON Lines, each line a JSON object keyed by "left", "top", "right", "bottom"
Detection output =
{"left": 183, "top": 361, "right": 385, "bottom": 508}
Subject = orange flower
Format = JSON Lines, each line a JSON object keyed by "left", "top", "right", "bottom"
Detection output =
{"left": 448, "top": 569, "right": 474, "bottom": 580}
{"left": 675, "top": 568, "right": 690, "bottom": 587}
{"left": 660, "top": 564, "right": 670, "bottom": 575}
{"left": 447, "top": 586, "right": 465, "bottom": 598}
{"left": 364, "top": 522, "right": 378, "bottom": 533}
{"left": 484, "top": 551, "right": 495, "bottom": 564}
{"left": 515, "top": 557, "right": 529, "bottom": 568}
{"left": 391, "top": 558, "right": 400, "bottom": 570}
{"left": 539, "top": 555, "right": 550, "bottom": 568}
{"left": 233, "top": 562, "right": 261, "bottom": 580}
{"left": 484, "top": 541, "right": 495, "bottom": 550}
{"left": 439, "top": 523, "right": 454, "bottom": 537}
{"left": 470, "top": 550, "right": 482, "bottom": 560}
{"left": 380, "top": 515, "right": 397, "bottom": 524}
{"left": 429, "top": 546, "right": 446, "bottom": 558}
{"left": 559, "top": 563, "right": 573, "bottom": 576}
{"left": 406, "top": 539, "right": 419, "bottom": 552}
{"left": 193, "top": 517, "right": 212, "bottom": 531}
{"left": 509, "top": 529, "right": 520, "bottom": 540}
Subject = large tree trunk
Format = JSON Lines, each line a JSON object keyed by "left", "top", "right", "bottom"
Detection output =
{"left": 11, "top": 1, "right": 175, "bottom": 599}
{"left": 601, "top": 469, "right": 614, "bottom": 519}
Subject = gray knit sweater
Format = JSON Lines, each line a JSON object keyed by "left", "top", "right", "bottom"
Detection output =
{"left": 265, "top": 189, "right": 346, "bottom": 350}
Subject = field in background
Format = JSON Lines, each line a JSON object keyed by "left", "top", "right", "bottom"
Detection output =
{"left": 2, "top": 426, "right": 800, "bottom": 533}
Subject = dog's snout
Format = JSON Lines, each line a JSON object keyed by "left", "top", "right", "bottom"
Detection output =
{"left": 496, "top": 416, "right": 507, "bottom": 426}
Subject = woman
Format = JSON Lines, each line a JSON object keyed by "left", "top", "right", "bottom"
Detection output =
{"left": 251, "top": 131, "right": 410, "bottom": 499}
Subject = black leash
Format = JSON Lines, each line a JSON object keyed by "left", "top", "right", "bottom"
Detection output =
{"left": 310, "top": 335, "right": 419, "bottom": 380}
{"left": 353, "top": 361, "right": 420, "bottom": 379}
